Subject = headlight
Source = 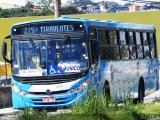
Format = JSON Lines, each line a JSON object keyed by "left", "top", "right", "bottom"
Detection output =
{"left": 70, "top": 80, "right": 89, "bottom": 93}
{"left": 12, "top": 84, "right": 28, "bottom": 96}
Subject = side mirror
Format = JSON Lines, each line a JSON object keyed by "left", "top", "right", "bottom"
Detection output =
{"left": 2, "top": 42, "right": 11, "bottom": 64}
{"left": 2, "top": 42, "right": 7, "bottom": 57}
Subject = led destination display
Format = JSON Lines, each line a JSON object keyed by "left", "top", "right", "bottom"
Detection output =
{"left": 12, "top": 22, "right": 84, "bottom": 35}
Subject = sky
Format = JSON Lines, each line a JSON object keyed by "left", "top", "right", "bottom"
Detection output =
{"left": 0, "top": 0, "right": 159, "bottom": 6}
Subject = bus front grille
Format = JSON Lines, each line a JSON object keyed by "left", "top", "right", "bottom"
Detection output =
{"left": 20, "top": 78, "right": 77, "bottom": 85}
{"left": 33, "top": 101, "right": 66, "bottom": 105}
{"left": 29, "top": 90, "right": 69, "bottom": 95}
{"left": 12, "top": 73, "right": 84, "bottom": 85}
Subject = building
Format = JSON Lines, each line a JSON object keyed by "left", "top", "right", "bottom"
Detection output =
{"left": 99, "top": 2, "right": 107, "bottom": 12}
{"left": 0, "top": 3, "right": 21, "bottom": 9}
{"left": 129, "top": 4, "right": 141, "bottom": 12}
{"left": 30, "top": 8, "right": 42, "bottom": 13}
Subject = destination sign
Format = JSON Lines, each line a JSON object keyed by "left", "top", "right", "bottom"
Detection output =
{"left": 12, "top": 22, "right": 84, "bottom": 35}
{"left": 24, "top": 25, "right": 74, "bottom": 34}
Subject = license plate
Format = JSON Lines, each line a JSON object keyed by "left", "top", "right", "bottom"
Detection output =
{"left": 42, "top": 97, "right": 56, "bottom": 102}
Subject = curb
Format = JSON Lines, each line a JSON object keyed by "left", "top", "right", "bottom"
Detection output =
{"left": 0, "top": 108, "right": 21, "bottom": 116}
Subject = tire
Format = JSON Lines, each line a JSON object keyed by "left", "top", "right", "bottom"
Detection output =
{"left": 138, "top": 80, "right": 144, "bottom": 103}
{"left": 104, "top": 83, "right": 111, "bottom": 101}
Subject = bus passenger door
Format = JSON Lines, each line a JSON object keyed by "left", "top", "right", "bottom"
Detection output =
{"left": 89, "top": 28, "right": 100, "bottom": 90}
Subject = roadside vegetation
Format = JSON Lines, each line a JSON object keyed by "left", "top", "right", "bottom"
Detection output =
{"left": 0, "top": 1, "right": 83, "bottom": 18}
{"left": 17, "top": 89, "right": 160, "bottom": 120}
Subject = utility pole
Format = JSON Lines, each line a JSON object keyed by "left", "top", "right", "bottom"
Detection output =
{"left": 54, "top": 0, "right": 61, "bottom": 19}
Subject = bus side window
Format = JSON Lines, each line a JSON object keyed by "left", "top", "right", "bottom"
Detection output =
{"left": 136, "top": 32, "right": 144, "bottom": 59}
{"left": 149, "top": 32, "right": 157, "bottom": 58}
{"left": 119, "top": 31, "right": 129, "bottom": 60}
{"left": 143, "top": 32, "right": 150, "bottom": 59}
{"left": 99, "top": 29, "right": 110, "bottom": 60}
{"left": 111, "top": 46, "right": 120, "bottom": 60}
{"left": 129, "top": 31, "right": 136, "bottom": 60}
{"left": 109, "top": 31, "right": 117, "bottom": 44}
{"left": 149, "top": 33, "right": 155, "bottom": 45}
{"left": 108, "top": 30, "right": 120, "bottom": 60}
{"left": 150, "top": 46, "right": 156, "bottom": 58}
{"left": 119, "top": 31, "right": 126, "bottom": 45}
{"left": 100, "top": 46, "right": 111, "bottom": 60}
{"left": 100, "top": 30, "right": 120, "bottom": 61}
{"left": 99, "top": 29, "right": 108, "bottom": 45}
{"left": 120, "top": 45, "right": 129, "bottom": 60}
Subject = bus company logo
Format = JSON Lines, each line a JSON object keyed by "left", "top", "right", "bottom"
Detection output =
{"left": 58, "top": 66, "right": 66, "bottom": 73}
{"left": 46, "top": 89, "right": 51, "bottom": 94}
{"left": 59, "top": 64, "right": 80, "bottom": 73}
{"left": 63, "top": 66, "right": 80, "bottom": 72}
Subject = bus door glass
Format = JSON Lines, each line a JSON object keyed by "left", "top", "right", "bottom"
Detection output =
{"left": 89, "top": 27, "right": 99, "bottom": 84}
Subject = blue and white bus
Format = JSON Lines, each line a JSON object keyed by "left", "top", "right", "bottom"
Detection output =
{"left": 2, "top": 17, "right": 159, "bottom": 109}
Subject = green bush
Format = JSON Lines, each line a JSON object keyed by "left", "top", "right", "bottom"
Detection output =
{"left": 17, "top": 109, "right": 48, "bottom": 120}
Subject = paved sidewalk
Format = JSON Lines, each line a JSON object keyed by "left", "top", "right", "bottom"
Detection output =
{"left": 144, "top": 89, "right": 160, "bottom": 103}
{"left": 0, "top": 108, "right": 21, "bottom": 116}
{"left": 0, "top": 108, "right": 21, "bottom": 120}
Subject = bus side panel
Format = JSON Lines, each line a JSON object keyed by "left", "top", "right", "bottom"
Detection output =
{"left": 99, "top": 61, "right": 111, "bottom": 94}
{"left": 130, "top": 60, "right": 139, "bottom": 99}
{"left": 148, "top": 58, "right": 159, "bottom": 92}
{"left": 109, "top": 61, "right": 120, "bottom": 100}
{"left": 141, "top": 59, "right": 150, "bottom": 95}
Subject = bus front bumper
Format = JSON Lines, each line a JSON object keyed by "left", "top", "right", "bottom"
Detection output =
{"left": 12, "top": 89, "right": 87, "bottom": 109}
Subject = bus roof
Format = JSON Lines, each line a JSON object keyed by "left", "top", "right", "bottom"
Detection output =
{"left": 12, "top": 17, "right": 155, "bottom": 31}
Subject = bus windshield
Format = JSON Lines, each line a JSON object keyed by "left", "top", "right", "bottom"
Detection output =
{"left": 12, "top": 37, "right": 89, "bottom": 77}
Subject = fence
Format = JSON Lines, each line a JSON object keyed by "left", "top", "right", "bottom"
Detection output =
{"left": 0, "top": 63, "right": 11, "bottom": 80}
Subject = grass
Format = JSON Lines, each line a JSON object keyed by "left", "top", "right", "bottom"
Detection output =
{"left": 17, "top": 89, "right": 160, "bottom": 120}
{"left": 17, "top": 109, "right": 48, "bottom": 120}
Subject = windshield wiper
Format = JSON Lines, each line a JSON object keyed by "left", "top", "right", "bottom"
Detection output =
{"left": 28, "top": 37, "right": 41, "bottom": 56}
{"left": 56, "top": 35, "right": 70, "bottom": 60}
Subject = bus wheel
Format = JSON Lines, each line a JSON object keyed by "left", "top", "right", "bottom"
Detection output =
{"left": 138, "top": 79, "right": 144, "bottom": 103}
{"left": 104, "top": 81, "right": 111, "bottom": 101}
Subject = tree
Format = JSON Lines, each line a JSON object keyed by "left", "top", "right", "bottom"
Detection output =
{"left": 25, "top": 1, "right": 34, "bottom": 10}
{"left": 54, "top": 0, "right": 61, "bottom": 18}
{"left": 39, "top": 0, "right": 52, "bottom": 9}
{"left": 61, "top": 6, "right": 79, "bottom": 15}
{"left": 41, "top": 8, "right": 53, "bottom": 15}
{"left": 29, "top": 0, "right": 53, "bottom": 9}
{"left": 123, "top": 2, "right": 132, "bottom": 7}
{"left": 70, "top": 0, "right": 94, "bottom": 5}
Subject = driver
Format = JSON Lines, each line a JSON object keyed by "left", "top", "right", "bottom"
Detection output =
{"left": 28, "top": 54, "right": 41, "bottom": 70}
